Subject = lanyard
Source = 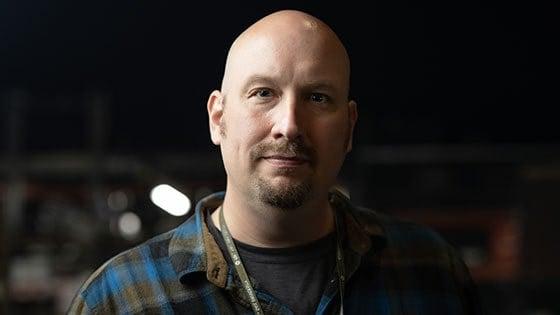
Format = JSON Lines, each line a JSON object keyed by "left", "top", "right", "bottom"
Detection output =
{"left": 219, "top": 206, "right": 345, "bottom": 315}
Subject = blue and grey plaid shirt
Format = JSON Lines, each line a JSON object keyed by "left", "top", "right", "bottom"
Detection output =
{"left": 69, "top": 191, "right": 482, "bottom": 314}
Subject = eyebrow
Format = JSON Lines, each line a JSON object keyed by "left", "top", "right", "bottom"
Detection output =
{"left": 241, "top": 75, "right": 278, "bottom": 94}
{"left": 241, "top": 75, "right": 339, "bottom": 94}
{"left": 302, "top": 82, "right": 338, "bottom": 93}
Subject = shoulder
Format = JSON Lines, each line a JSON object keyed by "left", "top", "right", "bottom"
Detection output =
{"left": 350, "top": 205, "right": 462, "bottom": 267}
{"left": 355, "top": 206, "right": 450, "bottom": 247}
{"left": 350, "top": 204, "right": 479, "bottom": 289}
{"left": 68, "top": 228, "right": 180, "bottom": 314}
{"left": 347, "top": 206, "right": 483, "bottom": 314}
{"left": 331, "top": 189, "right": 455, "bottom": 260}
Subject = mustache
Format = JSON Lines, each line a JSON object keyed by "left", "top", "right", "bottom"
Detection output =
{"left": 251, "top": 139, "right": 316, "bottom": 163}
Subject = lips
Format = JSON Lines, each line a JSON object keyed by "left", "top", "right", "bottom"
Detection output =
{"left": 262, "top": 155, "right": 310, "bottom": 167}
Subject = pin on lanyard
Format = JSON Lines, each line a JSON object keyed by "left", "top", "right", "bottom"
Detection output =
{"left": 219, "top": 206, "right": 346, "bottom": 315}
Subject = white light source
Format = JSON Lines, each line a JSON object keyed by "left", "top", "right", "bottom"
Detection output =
{"left": 150, "top": 184, "right": 191, "bottom": 216}
{"left": 118, "top": 212, "right": 141, "bottom": 240}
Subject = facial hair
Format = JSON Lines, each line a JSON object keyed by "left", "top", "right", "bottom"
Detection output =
{"left": 250, "top": 139, "right": 316, "bottom": 210}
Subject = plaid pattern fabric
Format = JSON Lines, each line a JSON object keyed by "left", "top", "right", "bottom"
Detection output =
{"left": 68, "top": 191, "right": 482, "bottom": 314}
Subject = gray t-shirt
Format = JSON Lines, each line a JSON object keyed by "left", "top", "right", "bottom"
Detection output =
{"left": 207, "top": 212, "right": 336, "bottom": 315}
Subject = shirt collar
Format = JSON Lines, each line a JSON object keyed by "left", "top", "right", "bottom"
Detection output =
{"left": 328, "top": 189, "right": 386, "bottom": 255}
{"left": 169, "top": 190, "right": 387, "bottom": 287}
{"left": 169, "top": 191, "right": 229, "bottom": 288}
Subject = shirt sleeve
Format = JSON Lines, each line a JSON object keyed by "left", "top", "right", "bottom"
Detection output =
{"left": 66, "top": 268, "right": 116, "bottom": 315}
{"left": 67, "top": 292, "right": 93, "bottom": 315}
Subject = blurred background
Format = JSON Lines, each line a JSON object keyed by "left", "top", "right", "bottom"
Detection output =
{"left": 0, "top": 1, "right": 558, "bottom": 314}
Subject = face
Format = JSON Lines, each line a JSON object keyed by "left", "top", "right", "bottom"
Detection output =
{"left": 208, "top": 28, "right": 357, "bottom": 209}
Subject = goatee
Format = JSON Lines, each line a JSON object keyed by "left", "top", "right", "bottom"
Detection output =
{"left": 250, "top": 139, "right": 315, "bottom": 209}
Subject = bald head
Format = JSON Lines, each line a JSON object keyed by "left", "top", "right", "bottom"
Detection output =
{"left": 220, "top": 10, "right": 351, "bottom": 98}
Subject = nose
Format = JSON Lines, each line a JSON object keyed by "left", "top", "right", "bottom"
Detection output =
{"left": 270, "top": 95, "right": 303, "bottom": 140}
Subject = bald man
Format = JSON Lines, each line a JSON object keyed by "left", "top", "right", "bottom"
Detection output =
{"left": 69, "top": 10, "right": 481, "bottom": 315}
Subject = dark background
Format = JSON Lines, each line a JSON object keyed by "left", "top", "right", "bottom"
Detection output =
{"left": 1, "top": 1, "right": 558, "bottom": 314}
{"left": 1, "top": 1, "right": 557, "bottom": 152}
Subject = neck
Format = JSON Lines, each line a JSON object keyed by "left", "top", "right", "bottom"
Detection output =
{"left": 211, "top": 189, "right": 334, "bottom": 248}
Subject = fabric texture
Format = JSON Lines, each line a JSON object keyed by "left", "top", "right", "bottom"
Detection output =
{"left": 68, "top": 190, "right": 483, "bottom": 315}
{"left": 206, "top": 208, "right": 336, "bottom": 315}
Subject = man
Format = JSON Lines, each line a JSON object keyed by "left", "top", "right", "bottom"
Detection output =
{"left": 69, "top": 10, "right": 481, "bottom": 314}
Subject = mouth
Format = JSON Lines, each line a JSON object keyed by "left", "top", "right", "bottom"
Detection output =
{"left": 262, "top": 155, "right": 310, "bottom": 167}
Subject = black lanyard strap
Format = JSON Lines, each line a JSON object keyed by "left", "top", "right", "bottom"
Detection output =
{"left": 220, "top": 207, "right": 265, "bottom": 315}
{"left": 218, "top": 206, "right": 345, "bottom": 315}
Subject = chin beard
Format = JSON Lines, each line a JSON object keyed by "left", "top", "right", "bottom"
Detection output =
{"left": 253, "top": 176, "right": 312, "bottom": 210}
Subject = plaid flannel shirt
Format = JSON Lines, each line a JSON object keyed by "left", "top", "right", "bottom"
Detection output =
{"left": 68, "top": 191, "right": 482, "bottom": 314}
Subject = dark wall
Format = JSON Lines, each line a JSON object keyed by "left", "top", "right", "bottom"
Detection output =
{"left": 1, "top": 1, "right": 557, "bottom": 154}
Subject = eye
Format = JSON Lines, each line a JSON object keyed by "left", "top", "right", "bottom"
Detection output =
{"left": 250, "top": 88, "right": 274, "bottom": 99}
{"left": 310, "top": 93, "right": 330, "bottom": 104}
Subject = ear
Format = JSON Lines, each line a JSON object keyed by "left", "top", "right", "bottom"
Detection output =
{"left": 345, "top": 100, "right": 358, "bottom": 153}
{"left": 207, "top": 90, "right": 224, "bottom": 145}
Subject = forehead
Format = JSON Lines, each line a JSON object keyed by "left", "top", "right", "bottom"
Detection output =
{"left": 226, "top": 31, "right": 349, "bottom": 92}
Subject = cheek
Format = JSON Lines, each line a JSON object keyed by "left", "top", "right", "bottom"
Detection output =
{"left": 245, "top": 111, "right": 271, "bottom": 139}
{"left": 312, "top": 120, "right": 351, "bottom": 175}
{"left": 319, "top": 118, "right": 349, "bottom": 147}
{"left": 227, "top": 111, "right": 270, "bottom": 150}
